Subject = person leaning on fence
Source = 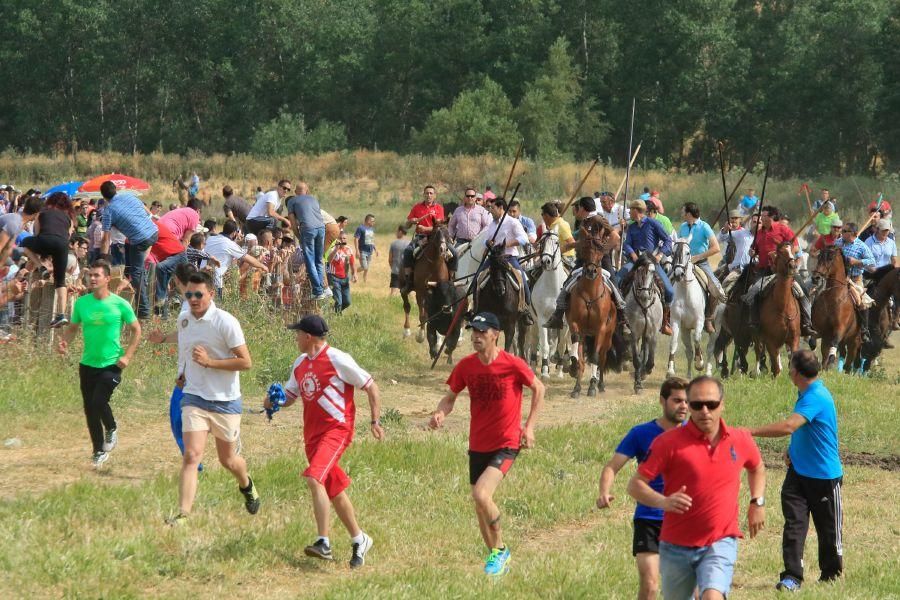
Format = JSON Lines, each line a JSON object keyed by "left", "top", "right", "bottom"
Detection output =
{"left": 286, "top": 182, "right": 331, "bottom": 301}
{"left": 0, "top": 195, "right": 41, "bottom": 267}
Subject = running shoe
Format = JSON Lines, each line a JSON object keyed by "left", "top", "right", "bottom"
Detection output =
{"left": 776, "top": 577, "right": 801, "bottom": 592}
{"left": 102, "top": 428, "right": 118, "bottom": 452}
{"left": 240, "top": 477, "right": 260, "bottom": 514}
{"left": 323, "top": 288, "right": 333, "bottom": 298}
{"left": 304, "top": 539, "right": 334, "bottom": 561}
{"left": 165, "top": 513, "right": 188, "bottom": 527}
{"left": 91, "top": 451, "right": 109, "bottom": 469}
{"left": 313, "top": 292, "right": 329, "bottom": 301}
{"left": 49, "top": 314, "right": 69, "bottom": 328}
{"left": 349, "top": 533, "right": 373, "bottom": 569}
{"left": 484, "top": 546, "right": 511, "bottom": 577}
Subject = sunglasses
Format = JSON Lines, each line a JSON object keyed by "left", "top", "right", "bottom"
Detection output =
{"left": 184, "top": 291, "right": 205, "bottom": 300}
{"left": 689, "top": 400, "right": 721, "bottom": 411}
{"left": 280, "top": 186, "right": 292, "bottom": 192}
{"left": 465, "top": 194, "right": 476, "bottom": 198}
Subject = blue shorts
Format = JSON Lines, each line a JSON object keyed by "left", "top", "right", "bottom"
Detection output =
{"left": 659, "top": 536, "right": 738, "bottom": 599}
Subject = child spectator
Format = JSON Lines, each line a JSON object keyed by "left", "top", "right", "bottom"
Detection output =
{"left": 186, "top": 232, "right": 220, "bottom": 269}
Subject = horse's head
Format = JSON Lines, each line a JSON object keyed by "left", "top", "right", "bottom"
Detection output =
{"left": 425, "top": 225, "right": 451, "bottom": 257}
{"left": 671, "top": 239, "right": 693, "bottom": 281}
{"left": 774, "top": 242, "right": 796, "bottom": 277}
{"left": 537, "top": 230, "right": 561, "bottom": 271}
{"left": 632, "top": 255, "right": 657, "bottom": 300}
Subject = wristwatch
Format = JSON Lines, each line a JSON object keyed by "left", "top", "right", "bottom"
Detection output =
{"left": 750, "top": 497, "right": 765, "bottom": 507}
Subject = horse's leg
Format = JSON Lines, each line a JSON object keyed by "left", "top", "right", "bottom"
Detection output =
{"left": 570, "top": 330, "right": 583, "bottom": 398}
{"left": 646, "top": 330, "right": 657, "bottom": 378}
{"left": 630, "top": 324, "right": 643, "bottom": 393}
{"left": 692, "top": 324, "right": 704, "bottom": 373}
{"left": 587, "top": 362, "right": 599, "bottom": 397}
{"left": 539, "top": 325, "right": 551, "bottom": 379}
{"left": 667, "top": 319, "right": 681, "bottom": 377}
{"left": 683, "top": 325, "right": 695, "bottom": 378}
{"left": 401, "top": 291, "right": 412, "bottom": 338}
{"left": 427, "top": 325, "right": 438, "bottom": 360}
{"left": 767, "top": 341, "right": 781, "bottom": 378}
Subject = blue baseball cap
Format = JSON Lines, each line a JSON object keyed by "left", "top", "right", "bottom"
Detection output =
{"left": 466, "top": 312, "right": 501, "bottom": 331}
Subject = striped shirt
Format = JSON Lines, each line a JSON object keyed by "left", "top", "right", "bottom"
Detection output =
{"left": 101, "top": 192, "right": 157, "bottom": 244}
{"left": 835, "top": 237, "right": 875, "bottom": 277}
{"left": 186, "top": 245, "right": 211, "bottom": 267}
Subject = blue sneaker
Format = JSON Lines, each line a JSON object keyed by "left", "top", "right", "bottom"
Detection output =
{"left": 776, "top": 577, "right": 801, "bottom": 592}
{"left": 484, "top": 546, "right": 510, "bottom": 576}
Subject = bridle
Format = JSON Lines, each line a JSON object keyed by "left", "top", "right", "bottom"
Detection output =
{"left": 671, "top": 240, "right": 695, "bottom": 282}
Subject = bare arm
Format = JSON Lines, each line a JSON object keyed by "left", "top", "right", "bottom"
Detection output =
{"left": 100, "top": 230, "right": 111, "bottom": 255}
{"left": 520, "top": 377, "right": 544, "bottom": 448}
{"left": 694, "top": 234, "right": 721, "bottom": 263}
{"left": 117, "top": 320, "right": 142, "bottom": 368}
{"left": 627, "top": 473, "right": 693, "bottom": 514}
{"left": 56, "top": 322, "right": 82, "bottom": 355}
{"left": 192, "top": 343, "right": 252, "bottom": 372}
{"left": 240, "top": 252, "right": 268, "bottom": 272}
{"left": 746, "top": 462, "right": 767, "bottom": 538}
{"left": 365, "top": 381, "right": 385, "bottom": 440}
{"left": 0, "top": 230, "right": 12, "bottom": 265}
{"left": 148, "top": 329, "right": 178, "bottom": 344}
{"left": 597, "top": 452, "right": 631, "bottom": 508}
{"left": 749, "top": 413, "right": 806, "bottom": 438}
{"left": 429, "top": 390, "right": 458, "bottom": 428}
{"left": 267, "top": 203, "right": 290, "bottom": 226}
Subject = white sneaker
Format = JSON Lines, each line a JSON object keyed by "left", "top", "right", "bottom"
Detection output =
{"left": 323, "top": 288, "right": 333, "bottom": 298}
{"left": 349, "top": 533, "right": 373, "bottom": 568}
{"left": 92, "top": 451, "right": 110, "bottom": 469}
{"left": 102, "top": 428, "right": 118, "bottom": 452}
{"left": 313, "top": 292, "right": 329, "bottom": 301}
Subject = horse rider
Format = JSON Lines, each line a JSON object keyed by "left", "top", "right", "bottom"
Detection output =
{"left": 716, "top": 210, "right": 755, "bottom": 293}
{"left": 810, "top": 218, "right": 843, "bottom": 258}
{"left": 536, "top": 202, "right": 576, "bottom": 268}
{"left": 864, "top": 218, "right": 898, "bottom": 284}
{"left": 401, "top": 185, "right": 456, "bottom": 292}
{"left": 745, "top": 205, "right": 816, "bottom": 337}
{"left": 448, "top": 186, "right": 491, "bottom": 247}
{"left": 834, "top": 221, "right": 877, "bottom": 343}
{"left": 677, "top": 202, "right": 726, "bottom": 333}
{"left": 480, "top": 197, "right": 535, "bottom": 325}
{"left": 508, "top": 200, "right": 538, "bottom": 253}
{"left": 543, "top": 198, "right": 633, "bottom": 334}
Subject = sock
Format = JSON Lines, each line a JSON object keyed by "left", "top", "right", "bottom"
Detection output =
{"left": 316, "top": 536, "right": 330, "bottom": 547}
{"left": 239, "top": 476, "right": 253, "bottom": 492}
{"left": 351, "top": 532, "right": 366, "bottom": 546}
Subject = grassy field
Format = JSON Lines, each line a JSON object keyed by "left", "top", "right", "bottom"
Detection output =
{"left": 1, "top": 160, "right": 899, "bottom": 598}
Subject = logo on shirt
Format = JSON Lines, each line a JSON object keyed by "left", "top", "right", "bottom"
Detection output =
{"left": 181, "top": 318, "right": 189, "bottom": 328}
{"left": 300, "top": 370, "right": 321, "bottom": 401}
{"left": 730, "top": 445, "right": 737, "bottom": 463}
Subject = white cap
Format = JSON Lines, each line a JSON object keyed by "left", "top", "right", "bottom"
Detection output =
{"left": 244, "top": 233, "right": 258, "bottom": 242}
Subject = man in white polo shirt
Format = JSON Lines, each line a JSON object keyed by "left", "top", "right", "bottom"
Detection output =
{"left": 149, "top": 270, "right": 260, "bottom": 525}
{"left": 204, "top": 219, "right": 268, "bottom": 297}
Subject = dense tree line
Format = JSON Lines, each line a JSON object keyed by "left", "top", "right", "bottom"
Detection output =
{"left": 1, "top": 0, "right": 897, "bottom": 175}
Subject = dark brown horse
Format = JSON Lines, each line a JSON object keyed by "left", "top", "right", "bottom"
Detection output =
{"left": 474, "top": 245, "right": 529, "bottom": 356}
{"left": 860, "top": 267, "right": 900, "bottom": 371}
{"left": 566, "top": 224, "right": 617, "bottom": 398}
{"left": 401, "top": 225, "right": 463, "bottom": 363}
{"left": 811, "top": 245, "right": 860, "bottom": 371}
{"left": 757, "top": 243, "right": 800, "bottom": 377}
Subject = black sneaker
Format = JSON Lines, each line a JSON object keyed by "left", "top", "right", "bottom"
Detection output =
{"left": 304, "top": 539, "right": 334, "bottom": 561}
{"left": 349, "top": 533, "right": 373, "bottom": 568}
{"left": 240, "top": 477, "right": 260, "bottom": 515}
{"left": 50, "top": 314, "right": 69, "bottom": 328}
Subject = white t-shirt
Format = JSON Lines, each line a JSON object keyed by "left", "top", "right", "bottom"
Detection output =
{"left": 177, "top": 303, "right": 246, "bottom": 402}
{"left": 204, "top": 234, "right": 247, "bottom": 288}
{"left": 601, "top": 205, "right": 625, "bottom": 228}
{"left": 247, "top": 190, "right": 280, "bottom": 220}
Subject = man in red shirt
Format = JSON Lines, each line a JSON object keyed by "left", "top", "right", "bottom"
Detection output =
{"left": 401, "top": 185, "right": 454, "bottom": 290}
{"left": 746, "top": 205, "right": 816, "bottom": 336}
{"left": 627, "top": 376, "right": 766, "bottom": 600}
{"left": 430, "top": 311, "right": 545, "bottom": 578}
{"left": 811, "top": 220, "right": 843, "bottom": 258}
{"left": 266, "top": 315, "right": 384, "bottom": 568}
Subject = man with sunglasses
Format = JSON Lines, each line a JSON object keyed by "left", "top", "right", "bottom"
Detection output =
{"left": 149, "top": 271, "right": 260, "bottom": 525}
{"left": 628, "top": 376, "right": 766, "bottom": 600}
{"left": 834, "top": 222, "right": 876, "bottom": 342}
{"left": 246, "top": 179, "right": 292, "bottom": 235}
{"left": 596, "top": 377, "right": 689, "bottom": 600}
{"left": 749, "top": 350, "right": 843, "bottom": 592}
{"left": 810, "top": 219, "right": 843, "bottom": 257}
{"left": 448, "top": 187, "right": 491, "bottom": 246}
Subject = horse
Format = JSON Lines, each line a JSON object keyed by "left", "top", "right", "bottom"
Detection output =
{"left": 400, "top": 225, "right": 463, "bottom": 363}
{"left": 624, "top": 253, "right": 662, "bottom": 393}
{"left": 722, "top": 267, "right": 762, "bottom": 376}
{"left": 810, "top": 245, "right": 861, "bottom": 371}
{"left": 566, "top": 227, "right": 617, "bottom": 398}
{"left": 666, "top": 239, "right": 706, "bottom": 378}
{"left": 860, "top": 267, "right": 900, "bottom": 371}
{"left": 531, "top": 229, "right": 570, "bottom": 379}
{"left": 474, "top": 245, "right": 529, "bottom": 356}
{"left": 756, "top": 242, "right": 801, "bottom": 377}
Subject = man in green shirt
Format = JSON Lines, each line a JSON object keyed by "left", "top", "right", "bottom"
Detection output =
{"left": 58, "top": 259, "right": 141, "bottom": 468}
{"left": 647, "top": 201, "right": 674, "bottom": 236}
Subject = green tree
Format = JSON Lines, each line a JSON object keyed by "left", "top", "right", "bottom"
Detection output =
{"left": 250, "top": 111, "right": 347, "bottom": 157}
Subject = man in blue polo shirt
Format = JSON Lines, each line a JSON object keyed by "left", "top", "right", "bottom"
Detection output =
{"left": 596, "top": 377, "right": 689, "bottom": 599}
{"left": 750, "top": 350, "right": 843, "bottom": 592}
{"left": 677, "top": 202, "right": 725, "bottom": 333}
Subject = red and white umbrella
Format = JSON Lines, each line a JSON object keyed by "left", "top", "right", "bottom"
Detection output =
{"left": 78, "top": 173, "right": 150, "bottom": 196}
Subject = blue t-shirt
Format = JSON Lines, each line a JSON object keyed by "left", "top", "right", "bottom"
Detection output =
{"left": 740, "top": 194, "right": 758, "bottom": 211}
{"left": 788, "top": 379, "right": 843, "bottom": 479}
{"left": 616, "top": 419, "right": 668, "bottom": 521}
{"left": 355, "top": 225, "right": 375, "bottom": 253}
{"left": 286, "top": 194, "right": 325, "bottom": 231}
{"left": 678, "top": 219, "right": 716, "bottom": 258}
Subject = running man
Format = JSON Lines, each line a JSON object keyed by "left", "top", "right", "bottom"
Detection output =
{"left": 429, "top": 312, "right": 545, "bottom": 577}
{"left": 596, "top": 377, "right": 689, "bottom": 599}
{"left": 57, "top": 259, "right": 141, "bottom": 468}
{"left": 266, "top": 314, "right": 384, "bottom": 568}
{"left": 148, "top": 270, "right": 260, "bottom": 524}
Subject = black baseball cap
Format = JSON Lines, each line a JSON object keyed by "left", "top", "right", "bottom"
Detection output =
{"left": 287, "top": 314, "right": 329, "bottom": 336}
{"left": 466, "top": 312, "right": 501, "bottom": 331}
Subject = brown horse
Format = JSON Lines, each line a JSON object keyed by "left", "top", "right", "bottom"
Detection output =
{"left": 756, "top": 243, "right": 800, "bottom": 377}
{"left": 566, "top": 224, "right": 617, "bottom": 398}
{"left": 811, "top": 245, "right": 860, "bottom": 371}
{"left": 401, "top": 226, "right": 463, "bottom": 363}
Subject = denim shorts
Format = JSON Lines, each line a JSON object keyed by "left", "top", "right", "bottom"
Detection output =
{"left": 659, "top": 536, "right": 738, "bottom": 599}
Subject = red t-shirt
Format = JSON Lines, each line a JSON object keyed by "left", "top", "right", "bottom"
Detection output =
{"left": 407, "top": 202, "right": 445, "bottom": 234}
{"left": 754, "top": 221, "right": 797, "bottom": 269}
{"left": 284, "top": 344, "right": 373, "bottom": 443}
{"left": 328, "top": 247, "right": 354, "bottom": 278}
{"left": 638, "top": 418, "right": 762, "bottom": 547}
{"left": 150, "top": 220, "right": 185, "bottom": 261}
{"left": 814, "top": 233, "right": 839, "bottom": 251}
{"left": 446, "top": 351, "right": 535, "bottom": 452}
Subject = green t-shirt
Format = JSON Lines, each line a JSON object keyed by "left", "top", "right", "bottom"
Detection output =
{"left": 71, "top": 292, "right": 137, "bottom": 368}
{"left": 814, "top": 211, "right": 840, "bottom": 235}
{"left": 653, "top": 213, "right": 675, "bottom": 235}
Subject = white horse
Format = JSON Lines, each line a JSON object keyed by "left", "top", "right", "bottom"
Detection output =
{"left": 624, "top": 255, "right": 663, "bottom": 392}
{"left": 531, "top": 229, "right": 570, "bottom": 379}
{"left": 667, "top": 239, "right": 707, "bottom": 377}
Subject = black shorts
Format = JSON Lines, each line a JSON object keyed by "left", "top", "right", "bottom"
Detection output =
{"left": 389, "top": 273, "right": 400, "bottom": 289}
{"left": 468, "top": 448, "right": 519, "bottom": 485}
{"left": 632, "top": 518, "right": 662, "bottom": 556}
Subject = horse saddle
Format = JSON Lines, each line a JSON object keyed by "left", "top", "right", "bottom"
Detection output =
{"left": 691, "top": 265, "right": 726, "bottom": 301}
{"left": 743, "top": 274, "right": 805, "bottom": 304}
{"left": 477, "top": 262, "right": 521, "bottom": 293}
{"left": 848, "top": 279, "right": 876, "bottom": 310}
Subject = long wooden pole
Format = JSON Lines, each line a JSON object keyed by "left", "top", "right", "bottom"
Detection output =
{"left": 559, "top": 158, "right": 599, "bottom": 216}
{"left": 501, "top": 141, "right": 524, "bottom": 200}
{"left": 711, "top": 150, "right": 759, "bottom": 227}
{"left": 612, "top": 143, "right": 642, "bottom": 202}
{"left": 616, "top": 98, "right": 637, "bottom": 270}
